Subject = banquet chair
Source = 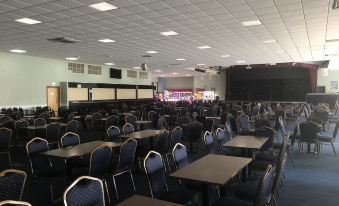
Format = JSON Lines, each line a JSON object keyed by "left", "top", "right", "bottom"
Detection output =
{"left": 106, "top": 126, "right": 121, "bottom": 143}
{"left": 237, "top": 114, "right": 250, "bottom": 135}
{"left": 60, "top": 132, "right": 80, "bottom": 147}
{"left": 204, "top": 131, "right": 218, "bottom": 154}
{"left": 45, "top": 122, "right": 61, "bottom": 148}
{"left": 66, "top": 120, "right": 78, "bottom": 134}
{"left": 0, "top": 200, "right": 31, "bottom": 206}
{"left": 123, "top": 123, "right": 134, "bottom": 135}
{"left": 0, "top": 169, "right": 26, "bottom": 201}
{"left": 318, "top": 120, "right": 339, "bottom": 155}
{"left": 0, "top": 128, "right": 12, "bottom": 166}
{"left": 126, "top": 115, "right": 138, "bottom": 130}
{"left": 299, "top": 121, "right": 320, "bottom": 158}
{"left": 14, "top": 120, "right": 29, "bottom": 146}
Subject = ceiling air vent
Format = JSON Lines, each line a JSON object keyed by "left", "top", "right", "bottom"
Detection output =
{"left": 47, "top": 37, "right": 81, "bottom": 44}
{"left": 334, "top": 0, "right": 339, "bottom": 9}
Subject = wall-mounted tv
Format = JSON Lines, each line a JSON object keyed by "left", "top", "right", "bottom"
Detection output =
{"left": 110, "top": 68, "right": 122, "bottom": 79}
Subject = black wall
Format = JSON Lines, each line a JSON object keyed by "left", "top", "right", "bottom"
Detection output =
{"left": 229, "top": 67, "right": 312, "bottom": 101}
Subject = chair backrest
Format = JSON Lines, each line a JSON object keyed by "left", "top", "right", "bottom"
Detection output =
{"left": 333, "top": 121, "right": 339, "bottom": 140}
{"left": 204, "top": 131, "right": 217, "bottom": 154}
{"left": 204, "top": 118, "right": 213, "bottom": 132}
{"left": 0, "top": 128, "right": 11, "bottom": 150}
{"left": 60, "top": 132, "right": 80, "bottom": 147}
{"left": 105, "top": 115, "right": 119, "bottom": 129}
{"left": 63, "top": 176, "right": 105, "bottom": 206}
{"left": 225, "top": 122, "right": 234, "bottom": 139}
{"left": 0, "top": 169, "right": 27, "bottom": 201}
{"left": 172, "top": 143, "right": 189, "bottom": 170}
{"left": 116, "top": 138, "right": 137, "bottom": 173}
{"left": 66, "top": 120, "right": 78, "bottom": 133}
{"left": 157, "top": 116, "right": 167, "bottom": 130}
{"left": 187, "top": 121, "right": 203, "bottom": 140}
{"left": 34, "top": 118, "right": 46, "bottom": 126}
{"left": 216, "top": 128, "right": 228, "bottom": 152}
{"left": 26, "top": 137, "right": 51, "bottom": 175}
{"left": 254, "top": 164, "right": 274, "bottom": 206}
{"left": 299, "top": 121, "right": 318, "bottom": 141}
{"left": 271, "top": 154, "right": 287, "bottom": 196}
{"left": 0, "top": 116, "right": 11, "bottom": 124}
{"left": 91, "top": 113, "right": 103, "bottom": 130}
{"left": 254, "top": 126, "right": 275, "bottom": 151}
{"left": 155, "top": 130, "right": 170, "bottom": 154}
{"left": 238, "top": 114, "right": 250, "bottom": 130}
{"left": 89, "top": 144, "right": 112, "bottom": 178}
{"left": 169, "top": 126, "right": 182, "bottom": 149}
{"left": 14, "top": 120, "right": 29, "bottom": 138}
{"left": 126, "top": 115, "right": 137, "bottom": 124}
{"left": 205, "top": 107, "right": 215, "bottom": 117}
{"left": 0, "top": 200, "right": 32, "bottom": 206}
{"left": 178, "top": 116, "right": 190, "bottom": 125}
{"left": 144, "top": 151, "right": 168, "bottom": 198}
{"left": 123, "top": 123, "right": 134, "bottom": 135}
{"left": 276, "top": 134, "right": 289, "bottom": 164}
{"left": 148, "top": 111, "right": 156, "bottom": 121}
{"left": 46, "top": 123, "right": 61, "bottom": 143}
{"left": 106, "top": 126, "right": 121, "bottom": 143}
{"left": 192, "top": 112, "right": 199, "bottom": 121}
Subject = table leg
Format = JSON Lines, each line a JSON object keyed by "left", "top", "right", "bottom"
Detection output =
{"left": 202, "top": 183, "right": 209, "bottom": 206}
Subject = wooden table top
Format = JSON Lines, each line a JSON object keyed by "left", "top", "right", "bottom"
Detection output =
{"left": 223, "top": 135, "right": 268, "bottom": 149}
{"left": 135, "top": 120, "right": 152, "bottom": 124}
{"left": 42, "top": 141, "right": 120, "bottom": 158}
{"left": 170, "top": 154, "right": 252, "bottom": 185}
{"left": 120, "top": 129, "right": 161, "bottom": 140}
{"left": 117, "top": 195, "right": 183, "bottom": 206}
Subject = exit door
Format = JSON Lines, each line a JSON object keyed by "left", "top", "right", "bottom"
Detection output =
{"left": 46, "top": 86, "right": 60, "bottom": 116}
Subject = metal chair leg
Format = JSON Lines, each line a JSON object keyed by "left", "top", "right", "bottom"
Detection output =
{"left": 112, "top": 175, "right": 119, "bottom": 200}
{"left": 129, "top": 170, "right": 136, "bottom": 192}
{"left": 103, "top": 179, "right": 111, "bottom": 203}
{"left": 331, "top": 142, "right": 337, "bottom": 156}
{"left": 289, "top": 150, "right": 295, "bottom": 168}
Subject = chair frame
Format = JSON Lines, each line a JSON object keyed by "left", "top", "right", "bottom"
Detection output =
{"left": 60, "top": 132, "right": 80, "bottom": 147}
{"left": 66, "top": 120, "right": 79, "bottom": 133}
{"left": 0, "top": 169, "right": 27, "bottom": 201}
{"left": 63, "top": 176, "right": 105, "bottom": 206}
{"left": 106, "top": 125, "right": 121, "bottom": 142}
{"left": 0, "top": 127, "right": 12, "bottom": 166}
{"left": 123, "top": 123, "right": 134, "bottom": 135}
{"left": 0, "top": 200, "right": 32, "bottom": 206}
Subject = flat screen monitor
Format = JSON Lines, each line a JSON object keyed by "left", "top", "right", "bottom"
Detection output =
{"left": 110, "top": 68, "right": 122, "bottom": 79}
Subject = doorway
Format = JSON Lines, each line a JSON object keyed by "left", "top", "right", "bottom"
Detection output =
{"left": 46, "top": 86, "right": 60, "bottom": 116}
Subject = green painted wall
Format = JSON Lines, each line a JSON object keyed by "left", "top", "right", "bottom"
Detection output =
{"left": 0, "top": 52, "right": 152, "bottom": 107}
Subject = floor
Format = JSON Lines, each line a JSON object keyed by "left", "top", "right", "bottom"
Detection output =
{"left": 1, "top": 119, "right": 338, "bottom": 206}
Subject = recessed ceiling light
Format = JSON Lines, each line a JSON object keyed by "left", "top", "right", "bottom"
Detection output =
{"left": 133, "top": 66, "right": 141, "bottom": 70}
{"left": 263, "top": 39, "right": 277, "bottom": 44}
{"left": 221, "top": 54, "right": 231, "bottom": 58}
{"left": 197, "top": 46, "right": 211, "bottom": 50}
{"left": 98, "top": 39, "right": 115, "bottom": 43}
{"left": 146, "top": 51, "right": 158, "bottom": 54}
{"left": 105, "top": 63, "right": 114, "bottom": 66}
{"left": 236, "top": 60, "right": 246, "bottom": 63}
{"left": 186, "top": 74, "right": 191, "bottom": 76}
{"left": 176, "top": 58, "right": 187, "bottom": 61}
{"left": 66, "top": 57, "right": 79, "bottom": 61}
{"left": 241, "top": 20, "right": 262, "bottom": 27}
{"left": 155, "top": 70, "right": 162, "bottom": 72}
{"left": 197, "top": 63, "right": 206, "bottom": 66}
{"left": 10, "top": 49, "right": 26, "bottom": 53}
{"left": 15, "top": 18, "right": 41, "bottom": 25}
{"left": 160, "top": 31, "right": 178, "bottom": 36}
{"left": 89, "top": 2, "right": 119, "bottom": 11}
{"left": 172, "top": 72, "right": 179, "bottom": 75}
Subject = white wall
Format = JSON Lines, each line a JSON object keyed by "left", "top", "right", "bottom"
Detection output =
{"left": 0, "top": 52, "right": 152, "bottom": 107}
{"left": 317, "top": 69, "right": 339, "bottom": 93}
{"left": 157, "top": 76, "right": 194, "bottom": 91}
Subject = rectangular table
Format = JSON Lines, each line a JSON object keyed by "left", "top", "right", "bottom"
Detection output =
{"left": 120, "top": 129, "right": 161, "bottom": 140}
{"left": 42, "top": 141, "right": 120, "bottom": 176}
{"left": 170, "top": 154, "right": 252, "bottom": 205}
{"left": 117, "top": 195, "right": 183, "bottom": 206}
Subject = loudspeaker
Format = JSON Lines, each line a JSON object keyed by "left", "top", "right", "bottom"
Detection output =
{"left": 141, "top": 63, "right": 148, "bottom": 71}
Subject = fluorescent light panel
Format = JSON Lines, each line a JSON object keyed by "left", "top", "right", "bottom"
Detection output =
{"left": 89, "top": 2, "right": 118, "bottom": 11}
{"left": 98, "top": 39, "right": 115, "bottom": 43}
{"left": 155, "top": 70, "right": 162, "bottom": 72}
{"left": 146, "top": 51, "right": 158, "bottom": 54}
{"left": 263, "top": 39, "right": 276, "bottom": 43}
{"left": 241, "top": 20, "right": 262, "bottom": 26}
{"left": 236, "top": 60, "right": 246, "bottom": 63}
{"left": 221, "top": 54, "right": 230, "bottom": 58}
{"left": 197, "top": 63, "right": 206, "bottom": 66}
{"left": 160, "top": 31, "right": 178, "bottom": 36}
{"left": 15, "top": 18, "right": 41, "bottom": 24}
{"left": 172, "top": 72, "right": 179, "bottom": 75}
{"left": 197, "top": 46, "right": 211, "bottom": 49}
{"left": 10, "top": 49, "right": 26, "bottom": 53}
{"left": 66, "top": 57, "right": 79, "bottom": 61}
{"left": 133, "top": 66, "right": 141, "bottom": 70}
{"left": 105, "top": 63, "right": 114, "bottom": 65}
{"left": 176, "top": 58, "right": 187, "bottom": 61}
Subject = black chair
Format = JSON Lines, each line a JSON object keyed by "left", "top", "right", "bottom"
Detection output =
{"left": 186, "top": 121, "right": 203, "bottom": 153}
{"left": 89, "top": 144, "right": 112, "bottom": 203}
{"left": 46, "top": 123, "right": 61, "bottom": 147}
{"left": 144, "top": 151, "right": 200, "bottom": 205}
{"left": 112, "top": 138, "right": 137, "bottom": 200}
{"left": 169, "top": 126, "right": 182, "bottom": 149}
{"left": 238, "top": 114, "right": 250, "bottom": 135}
{"left": 205, "top": 107, "right": 215, "bottom": 117}
{"left": 123, "top": 123, "right": 134, "bottom": 135}
{"left": 203, "top": 118, "right": 214, "bottom": 133}
{"left": 34, "top": 118, "right": 46, "bottom": 126}
{"left": 178, "top": 116, "right": 190, "bottom": 126}
{"left": 0, "top": 200, "right": 31, "bottom": 205}
{"left": 91, "top": 113, "right": 103, "bottom": 132}
{"left": 157, "top": 115, "right": 168, "bottom": 130}
{"left": 105, "top": 115, "right": 119, "bottom": 131}
{"left": 63, "top": 176, "right": 105, "bottom": 206}
{"left": 318, "top": 120, "right": 339, "bottom": 155}
{"left": 154, "top": 130, "right": 170, "bottom": 172}
{"left": 269, "top": 154, "right": 287, "bottom": 206}
{"left": 60, "top": 132, "right": 80, "bottom": 147}
{"left": 212, "top": 164, "right": 274, "bottom": 206}
{"left": 0, "top": 128, "right": 12, "bottom": 166}
{"left": 126, "top": 115, "right": 138, "bottom": 130}
{"left": 299, "top": 121, "right": 320, "bottom": 158}
{"left": 204, "top": 131, "right": 218, "bottom": 154}
{"left": 14, "top": 120, "right": 29, "bottom": 146}
{"left": 106, "top": 126, "right": 121, "bottom": 143}
{"left": 215, "top": 128, "right": 229, "bottom": 154}
{"left": 0, "top": 169, "right": 27, "bottom": 201}
{"left": 254, "top": 126, "right": 275, "bottom": 158}
{"left": 172, "top": 143, "right": 189, "bottom": 171}
{"left": 34, "top": 118, "right": 46, "bottom": 138}
{"left": 26, "top": 137, "right": 64, "bottom": 201}
{"left": 66, "top": 120, "right": 78, "bottom": 133}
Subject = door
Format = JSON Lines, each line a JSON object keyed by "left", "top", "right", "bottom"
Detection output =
{"left": 46, "top": 86, "right": 60, "bottom": 116}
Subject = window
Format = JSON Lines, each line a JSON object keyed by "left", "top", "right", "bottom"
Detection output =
{"left": 88, "top": 65, "right": 102, "bottom": 75}
{"left": 139, "top": 71, "right": 148, "bottom": 79}
{"left": 127, "top": 70, "right": 137, "bottom": 78}
{"left": 68, "top": 63, "right": 84, "bottom": 73}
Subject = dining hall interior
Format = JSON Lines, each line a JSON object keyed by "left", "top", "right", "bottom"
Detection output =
{"left": 1, "top": 0, "right": 339, "bottom": 206}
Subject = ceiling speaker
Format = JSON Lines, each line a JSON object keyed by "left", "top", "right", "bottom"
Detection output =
{"left": 141, "top": 63, "right": 148, "bottom": 71}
